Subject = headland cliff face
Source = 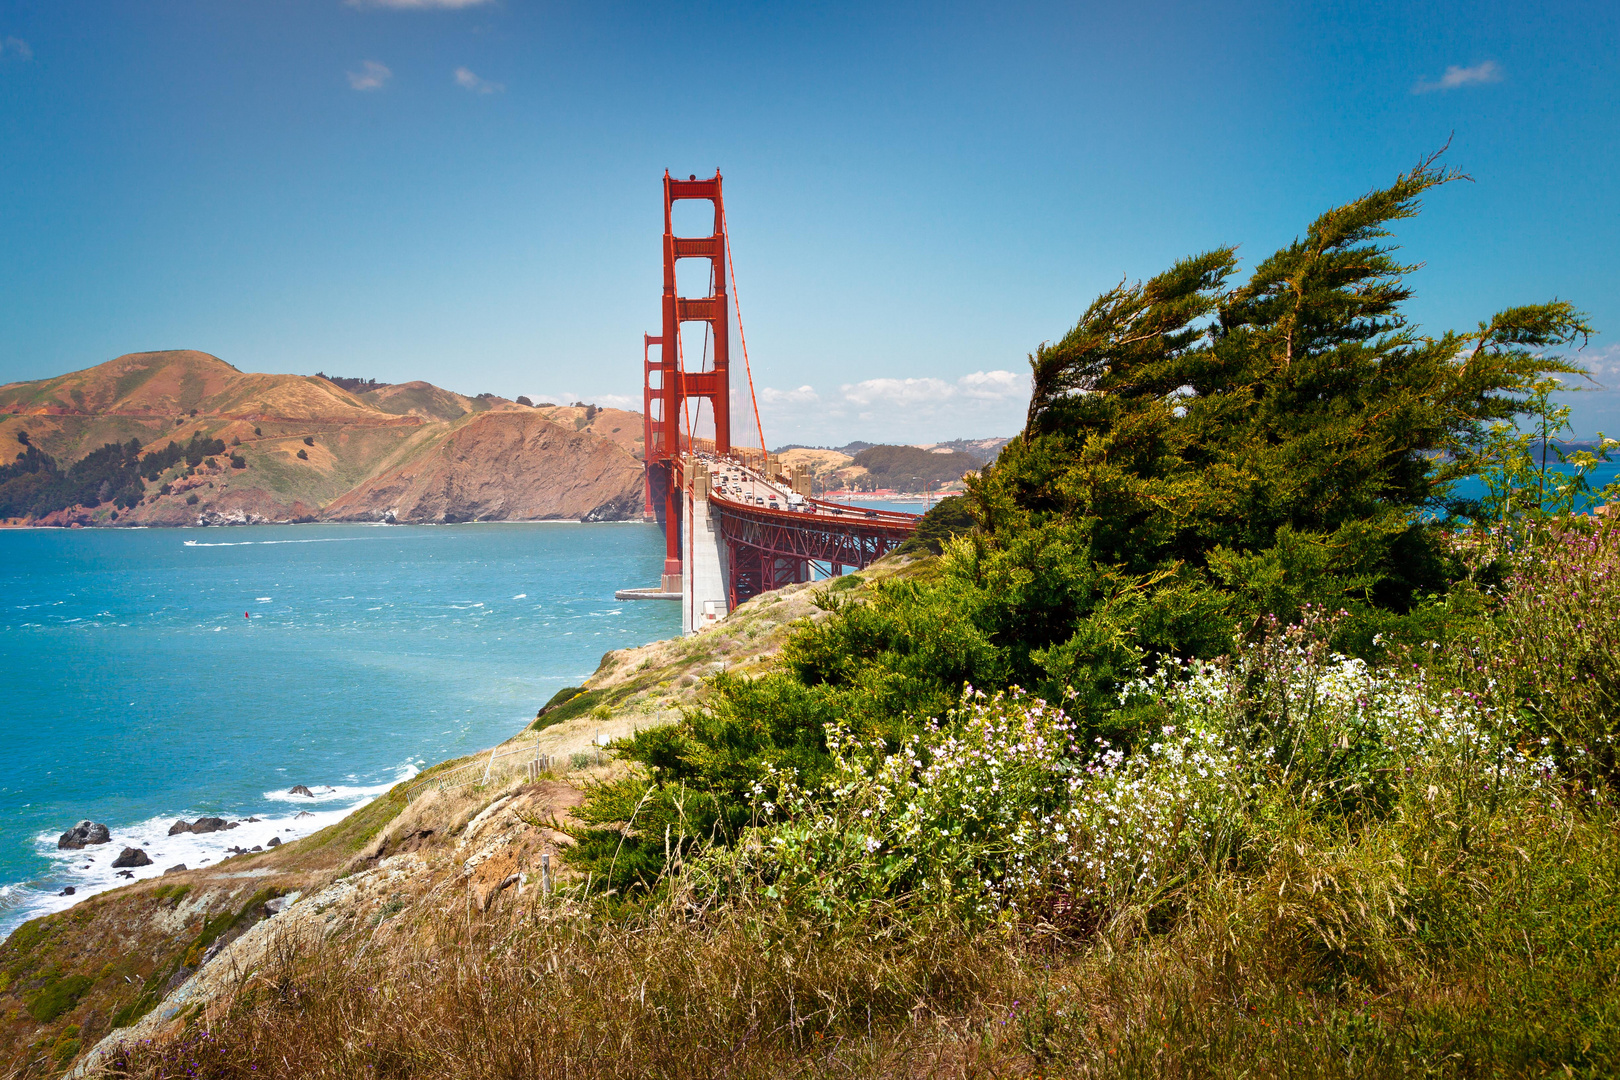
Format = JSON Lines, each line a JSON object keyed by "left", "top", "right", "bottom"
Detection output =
{"left": 0, "top": 351, "right": 646, "bottom": 526}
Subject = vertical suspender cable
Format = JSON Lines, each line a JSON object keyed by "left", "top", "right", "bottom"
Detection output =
{"left": 720, "top": 206, "right": 768, "bottom": 459}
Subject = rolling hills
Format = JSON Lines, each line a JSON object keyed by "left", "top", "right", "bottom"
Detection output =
{"left": 0, "top": 351, "right": 646, "bottom": 526}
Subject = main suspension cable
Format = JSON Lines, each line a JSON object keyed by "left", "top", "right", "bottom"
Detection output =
{"left": 721, "top": 205, "right": 768, "bottom": 459}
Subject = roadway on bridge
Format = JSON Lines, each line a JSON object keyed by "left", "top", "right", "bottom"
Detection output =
{"left": 699, "top": 459, "right": 917, "bottom": 525}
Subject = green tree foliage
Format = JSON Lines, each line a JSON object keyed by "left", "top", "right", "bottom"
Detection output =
{"left": 1470, "top": 375, "right": 1618, "bottom": 523}
{"left": 847, "top": 445, "right": 977, "bottom": 491}
{"left": 0, "top": 430, "right": 233, "bottom": 519}
{"left": 140, "top": 433, "right": 226, "bottom": 479}
{"left": 572, "top": 155, "right": 1596, "bottom": 893}
{"left": 976, "top": 153, "right": 1590, "bottom": 656}
{"left": 894, "top": 494, "right": 976, "bottom": 555}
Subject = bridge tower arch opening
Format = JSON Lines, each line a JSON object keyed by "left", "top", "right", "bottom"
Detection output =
{"left": 643, "top": 171, "right": 732, "bottom": 592}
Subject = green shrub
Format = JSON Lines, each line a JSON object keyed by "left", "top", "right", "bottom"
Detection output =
{"left": 1490, "top": 524, "right": 1620, "bottom": 783}
{"left": 25, "top": 973, "right": 93, "bottom": 1022}
{"left": 530, "top": 688, "right": 599, "bottom": 730}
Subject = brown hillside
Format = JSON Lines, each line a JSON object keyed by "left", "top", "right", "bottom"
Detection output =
{"left": 322, "top": 410, "right": 645, "bottom": 523}
{"left": 358, "top": 381, "right": 496, "bottom": 422}
{"left": 0, "top": 351, "right": 646, "bottom": 526}
{"left": 533, "top": 404, "right": 646, "bottom": 460}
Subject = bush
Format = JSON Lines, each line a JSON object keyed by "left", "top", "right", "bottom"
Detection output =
{"left": 296, "top": 449, "right": 308, "bottom": 460}
{"left": 25, "top": 973, "right": 93, "bottom": 1022}
{"left": 894, "top": 494, "right": 975, "bottom": 555}
{"left": 1489, "top": 524, "right": 1620, "bottom": 782}
{"left": 186, "top": 493, "right": 199, "bottom": 505}
{"left": 302, "top": 436, "right": 314, "bottom": 447}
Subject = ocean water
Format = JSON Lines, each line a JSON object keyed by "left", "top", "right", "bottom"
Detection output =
{"left": 1448, "top": 461, "right": 1620, "bottom": 506}
{"left": 0, "top": 522, "right": 680, "bottom": 937}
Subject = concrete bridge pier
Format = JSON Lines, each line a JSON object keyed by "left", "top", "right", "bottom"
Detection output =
{"left": 682, "top": 462, "right": 730, "bottom": 634}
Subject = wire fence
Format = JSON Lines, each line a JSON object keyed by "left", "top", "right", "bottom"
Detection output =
{"left": 406, "top": 737, "right": 610, "bottom": 801}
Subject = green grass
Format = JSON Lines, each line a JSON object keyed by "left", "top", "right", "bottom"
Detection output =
{"left": 25, "top": 974, "right": 94, "bottom": 1023}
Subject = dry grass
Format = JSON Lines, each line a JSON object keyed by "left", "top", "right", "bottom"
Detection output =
{"left": 107, "top": 778, "right": 1620, "bottom": 1080}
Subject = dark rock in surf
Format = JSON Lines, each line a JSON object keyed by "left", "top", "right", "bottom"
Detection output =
{"left": 58, "top": 886, "right": 76, "bottom": 896}
{"left": 111, "top": 847, "right": 152, "bottom": 868}
{"left": 267, "top": 837, "right": 281, "bottom": 847}
{"left": 288, "top": 785, "right": 315, "bottom": 797}
{"left": 169, "top": 817, "right": 230, "bottom": 835}
{"left": 164, "top": 864, "right": 187, "bottom": 875}
{"left": 58, "top": 821, "right": 112, "bottom": 849}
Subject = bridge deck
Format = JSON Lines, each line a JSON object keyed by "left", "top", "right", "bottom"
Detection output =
{"left": 689, "top": 458, "right": 919, "bottom": 615}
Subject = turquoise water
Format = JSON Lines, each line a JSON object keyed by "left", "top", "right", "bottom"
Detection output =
{"left": 1448, "top": 461, "right": 1620, "bottom": 507}
{"left": 0, "top": 523, "right": 680, "bottom": 936}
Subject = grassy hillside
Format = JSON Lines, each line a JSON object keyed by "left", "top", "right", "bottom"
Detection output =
{"left": 0, "top": 351, "right": 645, "bottom": 526}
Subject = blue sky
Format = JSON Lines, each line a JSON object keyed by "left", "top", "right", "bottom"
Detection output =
{"left": 1, "top": 0, "right": 1616, "bottom": 447}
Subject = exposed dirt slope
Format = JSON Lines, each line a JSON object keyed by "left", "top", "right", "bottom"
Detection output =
{"left": 321, "top": 410, "right": 644, "bottom": 524}
{"left": 0, "top": 352, "right": 645, "bottom": 526}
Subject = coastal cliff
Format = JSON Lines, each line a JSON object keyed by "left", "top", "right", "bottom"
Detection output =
{"left": 0, "top": 351, "right": 645, "bottom": 526}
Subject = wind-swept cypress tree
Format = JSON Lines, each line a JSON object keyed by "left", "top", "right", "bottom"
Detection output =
{"left": 974, "top": 153, "right": 1592, "bottom": 659}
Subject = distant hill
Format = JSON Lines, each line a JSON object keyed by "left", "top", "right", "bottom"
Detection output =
{"left": 847, "top": 444, "right": 979, "bottom": 492}
{"left": 0, "top": 351, "right": 646, "bottom": 526}
{"left": 775, "top": 436, "right": 1011, "bottom": 470}
{"left": 913, "top": 436, "right": 1011, "bottom": 467}
{"left": 773, "top": 436, "right": 1010, "bottom": 494}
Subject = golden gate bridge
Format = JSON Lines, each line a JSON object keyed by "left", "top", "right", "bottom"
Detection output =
{"left": 620, "top": 171, "right": 919, "bottom": 632}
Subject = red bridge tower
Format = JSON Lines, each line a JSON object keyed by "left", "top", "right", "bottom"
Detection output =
{"left": 644, "top": 171, "right": 731, "bottom": 591}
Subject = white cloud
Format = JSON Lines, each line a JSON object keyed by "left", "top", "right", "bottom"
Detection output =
{"left": 1536, "top": 345, "right": 1620, "bottom": 440}
{"left": 757, "top": 385, "right": 820, "bottom": 407}
{"left": 347, "top": 0, "right": 494, "bottom": 8}
{"left": 1413, "top": 60, "right": 1502, "bottom": 94}
{"left": 751, "top": 370, "right": 1031, "bottom": 445}
{"left": 347, "top": 60, "right": 392, "bottom": 91}
{"left": 454, "top": 66, "right": 503, "bottom": 94}
{"left": 1570, "top": 344, "right": 1620, "bottom": 388}
{"left": 955, "top": 369, "right": 1030, "bottom": 400}
{"left": 2, "top": 36, "right": 32, "bottom": 61}
{"left": 840, "top": 376, "right": 954, "bottom": 409}
{"left": 594, "top": 393, "right": 638, "bottom": 410}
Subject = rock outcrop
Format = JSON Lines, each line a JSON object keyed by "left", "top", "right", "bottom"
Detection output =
{"left": 57, "top": 821, "right": 111, "bottom": 849}
{"left": 168, "top": 817, "right": 232, "bottom": 835}
{"left": 110, "top": 847, "right": 152, "bottom": 868}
